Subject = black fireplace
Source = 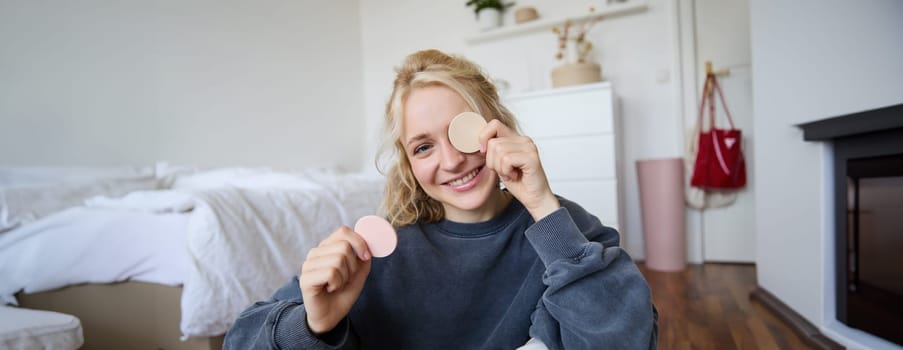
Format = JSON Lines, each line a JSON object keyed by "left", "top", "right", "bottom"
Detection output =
{"left": 800, "top": 103, "right": 903, "bottom": 346}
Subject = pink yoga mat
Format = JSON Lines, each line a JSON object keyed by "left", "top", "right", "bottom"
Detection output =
{"left": 636, "top": 158, "right": 686, "bottom": 272}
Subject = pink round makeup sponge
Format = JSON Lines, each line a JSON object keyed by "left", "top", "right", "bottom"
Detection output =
{"left": 354, "top": 215, "right": 397, "bottom": 258}
{"left": 448, "top": 112, "right": 488, "bottom": 153}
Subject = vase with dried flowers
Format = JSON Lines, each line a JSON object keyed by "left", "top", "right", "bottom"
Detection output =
{"left": 550, "top": 7, "right": 604, "bottom": 87}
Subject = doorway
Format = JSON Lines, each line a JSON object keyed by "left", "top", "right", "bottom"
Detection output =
{"left": 677, "top": 0, "right": 755, "bottom": 262}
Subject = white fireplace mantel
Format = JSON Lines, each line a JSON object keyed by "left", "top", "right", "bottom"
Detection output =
{"left": 798, "top": 104, "right": 903, "bottom": 350}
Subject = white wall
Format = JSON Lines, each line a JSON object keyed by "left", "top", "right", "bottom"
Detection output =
{"left": 359, "top": 0, "right": 682, "bottom": 258}
{"left": 358, "top": 0, "right": 472, "bottom": 171}
{"left": 750, "top": 0, "right": 903, "bottom": 346}
{"left": 0, "top": 0, "right": 364, "bottom": 171}
{"left": 2, "top": 0, "right": 682, "bottom": 258}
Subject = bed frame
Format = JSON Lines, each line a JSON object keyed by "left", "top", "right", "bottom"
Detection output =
{"left": 17, "top": 282, "right": 224, "bottom": 350}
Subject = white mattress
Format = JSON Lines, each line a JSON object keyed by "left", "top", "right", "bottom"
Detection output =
{"left": 0, "top": 305, "right": 84, "bottom": 350}
{"left": 0, "top": 206, "right": 190, "bottom": 303}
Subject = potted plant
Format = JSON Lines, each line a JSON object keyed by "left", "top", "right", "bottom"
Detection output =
{"left": 466, "top": 0, "right": 513, "bottom": 31}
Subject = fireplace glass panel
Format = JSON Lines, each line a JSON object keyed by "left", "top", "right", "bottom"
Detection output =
{"left": 845, "top": 154, "right": 903, "bottom": 346}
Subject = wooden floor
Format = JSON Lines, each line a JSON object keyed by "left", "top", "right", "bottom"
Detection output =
{"left": 639, "top": 263, "right": 814, "bottom": 350}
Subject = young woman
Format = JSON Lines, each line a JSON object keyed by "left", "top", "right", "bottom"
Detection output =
{"left": 224, "top": 49, "right": 658, "bottom": 349}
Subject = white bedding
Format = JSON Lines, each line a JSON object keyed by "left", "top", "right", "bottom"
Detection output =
{"left": 0, "top": 206, "right": 191, "bottom": 302}
{"left": 181, "top": 186, "right": 346, "bottom": 337}
{"left": 0, "top": 167, "right": 385, "bottom": 338}
{"left": 0, "top": 176, "right": 160, "bottom": 232}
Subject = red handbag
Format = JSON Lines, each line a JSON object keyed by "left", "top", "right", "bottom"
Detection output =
{"left": 690, "top": 73, "right": 747, "bottom": 189}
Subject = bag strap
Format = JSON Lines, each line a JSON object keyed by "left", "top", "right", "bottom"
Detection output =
{"left": 695, "top": 73, "right": 734, "bottom": 176}
{"left": 710, "top": 74, "right": 736, "bottom": 130}
{"left": 696, "top": 73, "right": 737, "bottom": 132}
{"left": 711, "top": 75, "right": 734, "bottom": 175}
{"left": 696, "top": 74, "right": 713, "bottom": 133}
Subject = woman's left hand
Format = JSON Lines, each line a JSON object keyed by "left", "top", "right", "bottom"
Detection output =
{"left": 480, "top": 119, "right": 560, "bottom": 221}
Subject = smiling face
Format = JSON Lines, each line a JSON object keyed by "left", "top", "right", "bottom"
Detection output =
{"left": 402, "top": 85, "right": 503, "bottom": 223}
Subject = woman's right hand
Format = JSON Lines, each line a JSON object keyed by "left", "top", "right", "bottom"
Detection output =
{"left": 299, "top": 226, "right": 372, "bottom": 335}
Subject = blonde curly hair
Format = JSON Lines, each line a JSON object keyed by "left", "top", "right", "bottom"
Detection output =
{"left": 376, "top": 49, "right": 519, "bottom": 226}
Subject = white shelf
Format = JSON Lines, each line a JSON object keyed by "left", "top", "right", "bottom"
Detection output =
{"left": 465, "top": 0, "right": 648, "bottom": 45}
{"left": 505, "top": 81, "right": 611, "bottom": 101}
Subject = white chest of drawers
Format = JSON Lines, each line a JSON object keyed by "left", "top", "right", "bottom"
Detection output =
{"left": 504, "top": 82, "right": 622, "bottom": 229}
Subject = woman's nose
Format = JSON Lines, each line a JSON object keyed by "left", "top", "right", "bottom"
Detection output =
{"left": 439, "top": 142, "right": 466, "bottom": 171}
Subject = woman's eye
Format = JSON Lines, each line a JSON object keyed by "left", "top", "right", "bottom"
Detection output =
{"left": 413, "top": 144, "right": 432, "bottom": 155}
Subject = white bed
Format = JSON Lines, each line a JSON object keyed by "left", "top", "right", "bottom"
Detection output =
{"left": 0, "top": 165, "right": 385, "bottom": 345}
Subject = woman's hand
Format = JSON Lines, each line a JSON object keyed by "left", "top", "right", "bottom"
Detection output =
{"left": 480, "top": 119, "right": 560, "bottom": 221}
{"left": 299, "top": 226, "right": 372, "bottom": 335}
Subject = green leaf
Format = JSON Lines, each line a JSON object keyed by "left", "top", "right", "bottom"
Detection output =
{"left": 465, "top": 0, "right": 515, "bottom": 15}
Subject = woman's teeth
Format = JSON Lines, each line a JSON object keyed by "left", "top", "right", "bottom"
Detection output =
{"left": 449, "top": 168, "right": 479, "bottom": 186}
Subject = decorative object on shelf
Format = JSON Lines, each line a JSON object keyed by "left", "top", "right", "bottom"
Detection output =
{"left": 514, "top": 7, "right": 539, "bottom": 24}
{"left": 550, "top": 7, "right": 604, "bottom": 88}
{"left": 464, "top": 0, "right": 647, "bottom": 45}
{"left": 466, "top": 0, "right": 514, "bottom": 32}
{"left": 551, "top": 63, "right": 602, "bottom": 88}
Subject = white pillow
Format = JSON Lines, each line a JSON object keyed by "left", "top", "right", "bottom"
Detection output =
{"left": 169, "top": 167, "right": 325, "bottom": 190}
{"left": 0, "top": 176, "right": 159, "bottom": 232}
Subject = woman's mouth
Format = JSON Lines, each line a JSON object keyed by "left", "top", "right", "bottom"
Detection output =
{"left": 444, "top": 166, "right": 484, "bottom": 191}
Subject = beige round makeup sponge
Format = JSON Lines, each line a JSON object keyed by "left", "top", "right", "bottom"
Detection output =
{"left": 448, "top": 112, "right": 488, "bottom": 153}
{"left": 354, "top": 215, "right": 397, "bottom": 258}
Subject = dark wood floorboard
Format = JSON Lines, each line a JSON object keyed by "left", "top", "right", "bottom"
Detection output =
{"left": 639, "top": 263, "right": 814, "bottom": 350}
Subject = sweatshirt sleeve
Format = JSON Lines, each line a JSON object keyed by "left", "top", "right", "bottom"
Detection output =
{"left": 524, "top": 200, "right": 658, "bottom": 350}
{"left": 223, "top": 276, "right": 360, "bottom": 350}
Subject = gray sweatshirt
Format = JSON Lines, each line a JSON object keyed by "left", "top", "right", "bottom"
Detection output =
{"left": 224, "top": 196, "right": 658, "bottom": 349}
